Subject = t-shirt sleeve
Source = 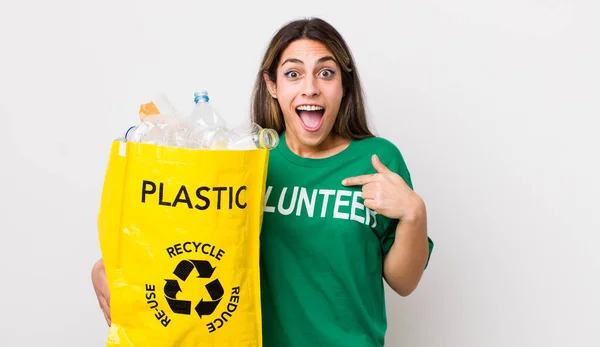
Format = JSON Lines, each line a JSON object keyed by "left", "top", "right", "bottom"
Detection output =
{"left": 372, "top": 142, "right": 434, "bottom": 268}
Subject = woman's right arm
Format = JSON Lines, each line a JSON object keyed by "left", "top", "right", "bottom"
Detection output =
{"left": 92, "top": 258, "right": 111, "bottom": 326}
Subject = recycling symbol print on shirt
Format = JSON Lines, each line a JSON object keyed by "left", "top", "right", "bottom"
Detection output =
{"left": 164, "top": 259, "right": 224, "bottom": 318}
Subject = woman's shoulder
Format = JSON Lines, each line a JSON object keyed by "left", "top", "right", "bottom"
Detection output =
{"left": 352, "top": 135, "right": 404, "bottom": 158}
{"left": 351, "top": 135, "right": 412, "bottom": 184}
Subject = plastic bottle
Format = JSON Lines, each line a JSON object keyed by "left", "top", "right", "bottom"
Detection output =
{"left": 189, "top": 91, "right": 226, "bottom": 128}
{"left": 201, "top": 127, "right": 232, "bottom": 150}
{"left": 126, "top": 93, "right": 177, "bottom": 144}
{"left": 163, "top": 119, "right": 191, "bottom": 148}
{"left": 123, "top": 91, "right": 279, "bottom": 150}
{"left": 139, "top": 93, "right": 177, "bottom": 121}
{"left": 125, "top": 121, "right": 167, "bottom": 144}
{"left": 228, "top": 123, "right": 280, "bottom": 150}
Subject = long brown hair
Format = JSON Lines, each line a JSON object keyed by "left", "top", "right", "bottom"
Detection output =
{"left": 251, "top": 17, "right": 374, "bottom": 140}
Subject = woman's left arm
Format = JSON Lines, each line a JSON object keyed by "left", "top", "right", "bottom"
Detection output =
{"left": 342, "top": 153, "right": 431, "bottom": 297}
{"left": 382, "top": 199, "right": 430, "bottom": 296}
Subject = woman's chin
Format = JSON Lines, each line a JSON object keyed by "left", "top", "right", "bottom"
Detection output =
{"left": 294, "top": 127, "right": 336, "bottom": 149}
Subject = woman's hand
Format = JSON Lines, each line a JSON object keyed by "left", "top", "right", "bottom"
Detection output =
{"left": 92, "top": 258, "right": 111, "bottom": 326}
{"left": 342, "top": 154, "right": 424, "bottom": 221}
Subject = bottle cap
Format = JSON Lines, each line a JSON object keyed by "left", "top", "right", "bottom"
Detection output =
{"left": 194, "top": 90, "right": 210, "bottom": 104}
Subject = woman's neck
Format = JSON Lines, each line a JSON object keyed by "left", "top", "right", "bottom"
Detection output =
{"left": 285, "top": 132, "right": 351, "bottom": 159}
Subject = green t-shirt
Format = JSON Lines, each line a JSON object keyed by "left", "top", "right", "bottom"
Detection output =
{"left": 259, "top": 131, "right": 434, "bottom": 347}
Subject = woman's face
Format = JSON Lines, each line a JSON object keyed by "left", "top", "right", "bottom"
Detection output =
{"left": 265, "top": 39, "right": 344, "bottom": 153}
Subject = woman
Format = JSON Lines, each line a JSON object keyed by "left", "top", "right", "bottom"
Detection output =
{"left": 92, "top": 17, "right": 434, "bottom": 347}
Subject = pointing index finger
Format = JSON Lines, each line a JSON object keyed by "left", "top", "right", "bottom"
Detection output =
{"left": 342, "top": 174, "right": 375, "bottom": 186}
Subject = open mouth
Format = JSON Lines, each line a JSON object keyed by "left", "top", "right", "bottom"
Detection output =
{"left": 296, "top": 105, "right": 325, "bottom": 132}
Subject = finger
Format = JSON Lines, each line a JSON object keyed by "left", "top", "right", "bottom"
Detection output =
{"left": 363, "top": 198, "right": 376, "bottom": 210}
{"left": 103, "top": 308, "right": 111, "bottom": 327}
{"left": 361, "top": 184, "right": 377, "bottom": 200}
{"left": 342, "top": 174, "right": 375, "bottom": 186}
{"left": 99, "top": 297, "right": 111, "bottom": 326}
{"left": 372, "top": 154, "right": 391, "bottom": 174}
{"left": 103, "top": 288, "right": 111, "bottom": 306}
{"left": 361, "top": 189, "right": 375, "bottom": 200}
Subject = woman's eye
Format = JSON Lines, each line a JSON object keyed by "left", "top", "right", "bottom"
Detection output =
{"left": 284, "top": 71, "right": 300, "bottom": 80}
{"left": 319, "top": 69, "right": 335, "bottom": 79}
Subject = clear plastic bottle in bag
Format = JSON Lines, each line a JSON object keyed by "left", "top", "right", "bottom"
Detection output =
{"left": 199, "top": 126, "right": 232, "bottom": 150}
{"left": 163, "top": 119, "right": 192, "bottom": 148}
{"left": 228, "top": 123, "right": 280, "bottom": 150}
{"left": 125, "top": 94, "right": 178, "bottom": 144}
{"left": 123, "top": 91, "right": 280, "bottom": 150}
{"left": 125, "top": 118, "right": 169, "bottom": 144}
{"left": 139, "top": 93, "right": 178, "bottom": 122}
{"left": 189, "top": 91, "right": 226, "bottom": 128}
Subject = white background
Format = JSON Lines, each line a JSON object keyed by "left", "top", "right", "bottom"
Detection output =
{"left": 1, "top": 0, "right": 598, "bottom": 346}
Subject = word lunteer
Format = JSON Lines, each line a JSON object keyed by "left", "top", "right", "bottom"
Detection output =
{"left": 141, "top": 180, "right": 247, "bottom": 210}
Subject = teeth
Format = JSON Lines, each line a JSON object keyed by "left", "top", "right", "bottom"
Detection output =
{"left": 296, "top": 105, "right": 324, "bottom": 111}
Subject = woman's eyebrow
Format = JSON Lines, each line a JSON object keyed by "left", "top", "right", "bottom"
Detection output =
{"left": 281, "top": 58, "right": 303, "bottom": 66}
{"left": 316, "top": 56, "right": 335, "bottom": 64}
{"left": 281, "top": 56, "right": 336, "bottom": 66}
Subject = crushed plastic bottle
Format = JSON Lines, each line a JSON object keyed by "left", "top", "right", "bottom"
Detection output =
{"left": 126, "top": 93, "right": 179, "bottom": 144}
{"left": 139, "top": 93, "right": 178, "bottom": 121}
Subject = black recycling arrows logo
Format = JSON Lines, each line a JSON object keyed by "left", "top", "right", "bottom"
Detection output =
{"left": 163, "top": 259, "right": 224, "bottom": 318}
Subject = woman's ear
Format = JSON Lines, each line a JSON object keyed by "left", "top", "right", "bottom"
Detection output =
{"left": 263, "top": 72, "right": 277, "bottom": 99}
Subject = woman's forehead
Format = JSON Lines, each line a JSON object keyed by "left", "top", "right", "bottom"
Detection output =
{"left": 280, "top": 39, "right": 335, "bottom": 64}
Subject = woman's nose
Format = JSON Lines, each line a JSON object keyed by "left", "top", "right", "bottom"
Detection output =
{"left": 301, "top": 75, "right": 320, "bottom": 97}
